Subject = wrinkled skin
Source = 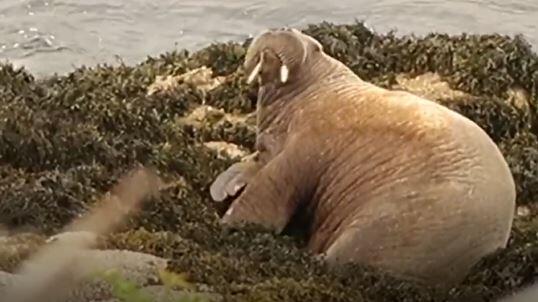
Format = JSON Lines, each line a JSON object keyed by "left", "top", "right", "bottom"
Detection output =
{"left": 210, "top": 28, "right": 517, "bottom": 286}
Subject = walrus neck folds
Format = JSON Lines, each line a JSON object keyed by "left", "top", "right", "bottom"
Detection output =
{"left": 256, "top": 88, "right": 296, "bottom": 135}
{"left": 256, "top": 75, "right": 314, "bottom": 134}
{"left": 256, "top": 54, "right": 354, "bottom": 133}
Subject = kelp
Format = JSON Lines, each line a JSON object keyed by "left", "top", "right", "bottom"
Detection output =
{"left": 1, "top": 20, "right": 538, "bottom": 301}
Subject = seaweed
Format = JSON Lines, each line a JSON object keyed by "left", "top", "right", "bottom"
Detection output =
{"left": 499, "top": 131, "right": 538, "bottom": 205}
{"left": 1, "top": 20, "right": 538, "bottom": 301}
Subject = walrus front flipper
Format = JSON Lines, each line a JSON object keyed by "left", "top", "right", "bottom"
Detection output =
{"left": 220, "top": 144, "right": 317, "bottom": 234}
{"left": 210, "top": 158, "right": 263, "bottom": 202}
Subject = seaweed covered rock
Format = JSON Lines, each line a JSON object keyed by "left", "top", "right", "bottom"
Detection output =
{"left": 0, "top": 232, "right": 204, "bottom": 302}
{"left": 0, "top": 233, "right": 45, "bottom": 272}
{"left": 499, "top": 132, "right": 538, "bottom": 205}
{"left": 1, "top": 21, "right": 538, "bottom": 301}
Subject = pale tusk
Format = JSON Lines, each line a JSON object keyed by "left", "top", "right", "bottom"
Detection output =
{"left": 247, "top": 60, "right": 262, "bottom": 84}
{"left": 280, "top": 65, "right": 289, "bottom": 83}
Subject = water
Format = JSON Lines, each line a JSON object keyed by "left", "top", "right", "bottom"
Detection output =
{"left": 1, "top": 0, "right": 537, "bottom": 77}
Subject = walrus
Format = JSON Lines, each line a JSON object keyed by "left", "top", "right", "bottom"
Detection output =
{"left": 210, "top": 27, "right": 516, "bottom": 286}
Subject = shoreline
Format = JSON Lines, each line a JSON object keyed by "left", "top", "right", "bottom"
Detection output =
{"left": 4, "top": 19, "right": 537, "bottom": 80}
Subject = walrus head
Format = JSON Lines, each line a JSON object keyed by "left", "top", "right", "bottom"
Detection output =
{"left": 244, "top": 28, "right": 324, "bottom": 89}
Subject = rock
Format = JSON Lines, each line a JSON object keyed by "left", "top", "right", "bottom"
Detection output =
{"left": 0, "top": 233, "right": 46, "bottom": 272}
{"left": 0, "top": 271, "right": 20, "bottom": 288}
{"left": 203, "top": 141, "right": 249, "bottom": 160}
{"left": 499, "top": 283, "right": 538, "bottom": 302}
{"left": 517, "top": 206, "right": 531, "bottom": 217}
{"left": 46, "top": 231, "right": 98, "bottom": 245}
{"left": 0, "top": 249, "right": 169, "bottom": 302}
{"left": 392, "top": 72, "right": 470, "bottom": 101}
{"left": 147, "top": 66, "right": 225, "bottom": 96}
{"left": 177, "top": 105, "right": 227, "bottom": 128}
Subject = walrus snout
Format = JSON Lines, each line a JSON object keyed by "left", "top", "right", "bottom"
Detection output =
{"left": 243, "top": 28, "right": 323, "bottom": 86}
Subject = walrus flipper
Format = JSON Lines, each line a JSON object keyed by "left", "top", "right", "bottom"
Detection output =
{"left": 210, "top": 132, "right": 282, "bottom": 202}
{"left": 209, "top": 159, "right": 263, "bottom": 202}
{"left": 220, "top": 146, "right": 315, "bottom": 234}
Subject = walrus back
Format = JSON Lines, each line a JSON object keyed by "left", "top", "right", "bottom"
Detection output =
{"left": 301, "top": 86, "right": 516, "bottom": 285}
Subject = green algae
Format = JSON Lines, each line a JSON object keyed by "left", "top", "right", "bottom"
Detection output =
{"left": 1, "top": 21, "right": 538, "bottom": 301}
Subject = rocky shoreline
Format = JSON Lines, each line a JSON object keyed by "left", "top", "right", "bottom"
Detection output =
{"left": 0, "top": 21, "right": 537, "bottom": 301}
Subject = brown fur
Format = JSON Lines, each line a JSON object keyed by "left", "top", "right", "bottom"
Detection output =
{"left": 211, "top": 28, "right": 516, "bottom": 286}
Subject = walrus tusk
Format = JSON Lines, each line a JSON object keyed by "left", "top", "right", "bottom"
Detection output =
{"left": 247, "top": 59, "right": 262, "bottom": 84}
{"left": 280, "top": 65, "right": 289, "bottom": 83}
{"left": 246, "top": 53, "right": 288, "bottom": 85}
